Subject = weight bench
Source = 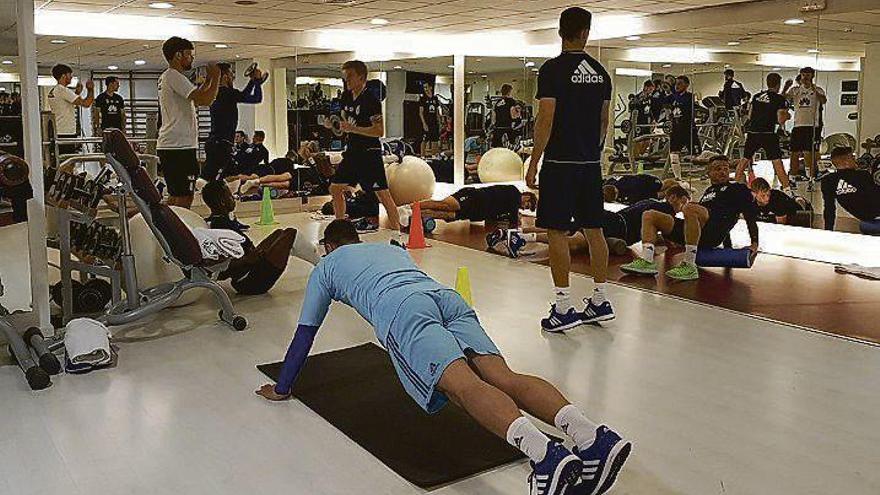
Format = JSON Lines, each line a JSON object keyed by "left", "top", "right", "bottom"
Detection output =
{"left": 101, "top": 129, "right": 247, "bottom": 331}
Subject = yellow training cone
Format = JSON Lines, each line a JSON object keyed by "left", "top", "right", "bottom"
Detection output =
{"left": 455, "top": 266, "right": 473, "bottom": 307}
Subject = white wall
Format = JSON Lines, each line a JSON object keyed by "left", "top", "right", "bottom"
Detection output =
{"left": 690, "top": 69, "right": 859, "bottom": 137}
{"left": 385, "top": 70, "right": 405, "bottom": 138}
{"left": 859, "top": 43, "right": 880, "bottom": 144}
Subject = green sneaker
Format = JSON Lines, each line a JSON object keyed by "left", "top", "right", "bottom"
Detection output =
{"left": 666, "top": 261, "right": 699, "bottom": 281}
{"left": 620, "top": 257, "right": 659, "bottom": 275}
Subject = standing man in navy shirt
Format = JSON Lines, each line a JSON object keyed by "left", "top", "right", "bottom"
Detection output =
{"left": 526, "top": 7, "right": 615, "bottom": 332}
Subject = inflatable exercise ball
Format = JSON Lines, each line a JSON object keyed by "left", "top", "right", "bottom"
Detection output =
{"left": 387, "top": 156, "right": 436, "bottom": 205}
{"left": 129, "top": 206, "right": 207, "bottom": 307}
{"left": 479, "top": 147, "right": 523, "bottom": 183}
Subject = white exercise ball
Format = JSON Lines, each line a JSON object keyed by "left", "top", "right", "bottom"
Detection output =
{"left": 129, "top": 206, "right": 207, "bottom": 307}
{"left": 387, "top": 156, "right": 436, "bottom": 205}
{"left": 479, "top": 147, "right": 523, "bottom": 183}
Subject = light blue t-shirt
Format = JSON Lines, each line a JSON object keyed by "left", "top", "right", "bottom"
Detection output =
{"left": 299, "top": 243, "right": 447, "bottom": 340}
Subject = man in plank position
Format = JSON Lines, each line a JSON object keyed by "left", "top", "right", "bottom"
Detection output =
{"left": 257, "top": 219, "right": 631, "bottom": 495}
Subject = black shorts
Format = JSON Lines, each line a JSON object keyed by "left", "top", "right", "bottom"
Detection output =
{"left": 423, "top": 125, "right": 439, "bottom": 142}
{"left": 670, "top": 126, "right": 700, "bottom": 154}
{"left": 668, "top": 218, "right": 730, "bottom": 248}
{"left": 536, "top": 164, "right": 604, "bottom": 230}
{"left": 157, "top": 148, "right": 199, "bottom": 197}
{"left": 202, "top": 138, "right": 236, "bottom": 181}
{"left": 332, "top": 149, "right": 388, "bottom": 193}
{"left": 743, "top": 132, "right": 782, "bottom": 160}
{"left": 603, "top": 211, "right": 630, "bottom": 243}
{"left": 491, "top": 128, "right": 515, "bottom": 148}
{"left": 790, "top": 126, "right": 822, "bottom": 152}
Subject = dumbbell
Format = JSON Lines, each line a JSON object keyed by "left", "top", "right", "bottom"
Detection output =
{"left": 328, "top": 115, "right": 344, "bottom": 137}
{"left": 244, "top": 62, "right": 269, "bottom": 84}
{"left": 0, "top": 153, "right": 30, "bottom": 187}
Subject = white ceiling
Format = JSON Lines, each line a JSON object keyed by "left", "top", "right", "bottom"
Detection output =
{"left": 0, "top": 1, "right": 874, "bottom": 73}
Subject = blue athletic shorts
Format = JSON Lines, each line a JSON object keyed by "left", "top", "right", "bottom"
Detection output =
{"left": 384, "top": 289, "right": 501, "bottom": 414}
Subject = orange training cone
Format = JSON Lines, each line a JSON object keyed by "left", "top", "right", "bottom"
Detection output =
{"left": 407, "top": 201, "right": 430, "bottom": 250}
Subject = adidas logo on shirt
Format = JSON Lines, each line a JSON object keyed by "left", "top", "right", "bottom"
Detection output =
{"left": 571, "top": 60, "right": 604, "bottom": 84}
{"left": 837, "top": 179, "right": 857, "bottom": 195}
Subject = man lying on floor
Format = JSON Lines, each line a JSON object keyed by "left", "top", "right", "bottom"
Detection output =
{"left": 256, "top": 219, "right": 631, "bottom": 495}
{"left": 416, "top": 184, "right": 537, "bottom": 229}
{"left": 621, "top": 155, "right": 759, "bottom": 280}
{"left": 604, "top": 174, "right": 680, "bottom": 205}
{"left": 488, "top": 186, "right": 693, "bottom": 258}
{"left": 238, "top": 141, "right": 334, "bottom": 196}
{"left": 749, "top": 177, "right": 811, "bottom": 226}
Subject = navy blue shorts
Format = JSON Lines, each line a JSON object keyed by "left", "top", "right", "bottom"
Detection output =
{"left": 536, "top": 164, "right": 605, "bottom": 230}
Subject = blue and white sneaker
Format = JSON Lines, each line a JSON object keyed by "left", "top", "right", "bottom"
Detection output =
{"left": 528, "top": 441, "right": 583, "bottom": 495}
{"left": 486, "top": 228, "right": 506, "bottom": 250}
{"left": 572, "top": 426, "right": 632, "bottom": 495}
{"left": 507, "top": 231, "right": 528, "bottom": 258}
{"left": 353, "top": 217, "right": 379, "bottom": 233}
{"left": 541, "top": 305, "right": 584, "bottom": 333}
{"left": 581, "top": 297, "right": 615, "bottom": 324}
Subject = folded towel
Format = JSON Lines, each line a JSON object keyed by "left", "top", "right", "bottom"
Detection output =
{"left": 64, "top": 318, "right": 112, "bottom": 367}
{"left": 192, "top": 228, "right": 246, "bottom": 260}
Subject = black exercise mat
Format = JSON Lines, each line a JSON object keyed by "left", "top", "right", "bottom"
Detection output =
{"left": 257, "top": 343, "right": 525, "bottom": 488}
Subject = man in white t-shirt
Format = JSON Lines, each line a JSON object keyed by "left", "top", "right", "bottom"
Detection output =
{"left": 157, "top": 36, "right": 220, "bottom": 208}
{"left": 783, "top": 66, "right": 827, "bottom": 182}
{"left": 47, "top": 64, "right": 94, "bottom": 156}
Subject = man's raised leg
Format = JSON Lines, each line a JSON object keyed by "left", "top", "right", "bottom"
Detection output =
{"left": 666, "top": 203, "right": 707, "bottom": 281}
{"left": 621, "top": 210, "right": 675, "bottom": 275}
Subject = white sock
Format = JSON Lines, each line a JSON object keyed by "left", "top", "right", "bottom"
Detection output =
{"left": 592, "top": 283, "right": 608, "bottom": 304}
{"left": 506, "top": 417, "right": 550, "bottom": 463}
{"left": 226, "top": 178, "right": 241, "bottom": 194}
{"left": 554, "top": 287, "right": 572, "bottom": 313}
{"left": 641, "top": 243, "right": 655, "bottom": 262}
{"left": 195, "top": 177, "right": 208, "bottom": 191}
{"left": 684, "top": 244, "right": 697, "bottom": 265}
{"left": 554, "top": 404, "right": 599, "bottom": 451}
{"left": 391, "top": 230, "right": 402, "bottom": 242}
{"left": 521, "top": 232, "right": 537, "bottom": 242}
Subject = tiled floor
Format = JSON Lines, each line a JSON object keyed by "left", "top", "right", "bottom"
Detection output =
{"left": 2, "top": 212, "right": 879, "bottom": 495}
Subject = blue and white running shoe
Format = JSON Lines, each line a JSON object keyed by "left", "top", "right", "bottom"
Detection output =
{"left": 353, "top": 217, "right": 379, "bottom": 233}
{"left": 572, "top": 426, "right": 632, "bottom": 495}
{"left": 507, "top": 231, "right": 528, "bottom": 258}
{"left": 581, "top": 297, "right": 615, "bottom": 324}
{"left": 528, "top": 441, "right": 583, "bottom": 495}
{"left": 486, "top": 228, "right": 506, "bottom": 250}
{"left": 541, "top": 305, "right": 584, "bottom": 333}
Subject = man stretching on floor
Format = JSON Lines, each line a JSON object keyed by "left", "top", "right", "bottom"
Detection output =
{"left": 256, "top": 220, "right": 631, "bottom": 495}
{"left": 526, "top": 7, "right": 615, "bottom": 331}
{"left": 621, "top": 156, "right": 759, "bottom": 280}
{"left": 416, "top": 185, "right": 537, "bottom": 228}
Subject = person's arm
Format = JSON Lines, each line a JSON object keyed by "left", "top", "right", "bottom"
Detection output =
{"left": 740, "top": 188, "right": 760, "bottom": 250}
{"left": 237, "top": 79, "right": 262, "bottom": 104}
{"left": 189, "top": 64, "right": 221, "bottom": 107}
{"left": 821, "top": 176, "right": 836, "bottom": 230}
{"left": 815, "top": 86, "right": 827, "bottom": 105}
{"left": 92, "top": 96, "right": 102, "bottom": 130}
{"left": 257, "top": 268, "right": 332, "bottom": 400}
{"left": 777, "top": 108, "right": 790, "bottom": 126}
{"left": 527, "top": 65, "right": 557, "bottom": 188}
{"left": 419, "top": 104, "right": 428, "bottom": 130}
{"left": 527, "top": 98, "right": 555, "bottom": 188}
{"left": 72, "top": 80, "right": 95, "bottom": 108}
{"left": 600, "top": 100, "right": 611, "bottom": 149}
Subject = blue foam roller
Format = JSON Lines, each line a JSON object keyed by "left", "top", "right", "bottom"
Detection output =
{"left": 695, "top": 247, "right": 755, "bottom": 268}
{"left": 423, "top": 217, "right": 436, "bottom": 234}
{"left": 859, "top": 220, "right": 880, "bottom": 236}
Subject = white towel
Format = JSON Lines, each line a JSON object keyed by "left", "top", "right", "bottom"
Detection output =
{"left": 191, "top": 228, "right": 246, "bottom": 260}
{"left": 834, "top": 264, "right": 880, "bottom": 280}
{"left": 64, "top": 318, "right": 112, "bottom": 366}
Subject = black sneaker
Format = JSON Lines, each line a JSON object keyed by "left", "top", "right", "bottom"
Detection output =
{"left": 353, "top": 217, "right": 379, "bottom": 234}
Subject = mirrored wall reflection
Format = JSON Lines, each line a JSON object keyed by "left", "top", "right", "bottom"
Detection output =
{"left": 288, "top": 55, "right": 457, "bottom": 188}
{"left": 462, "top": 56, "right": 538, "bottom": 184}
{"left": 0, "top": 11, "right": 34, "bottom": 314}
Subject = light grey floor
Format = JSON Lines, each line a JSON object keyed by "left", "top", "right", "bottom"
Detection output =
{"left": 1, "top": 212, "right": 879, "bottom": 495}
